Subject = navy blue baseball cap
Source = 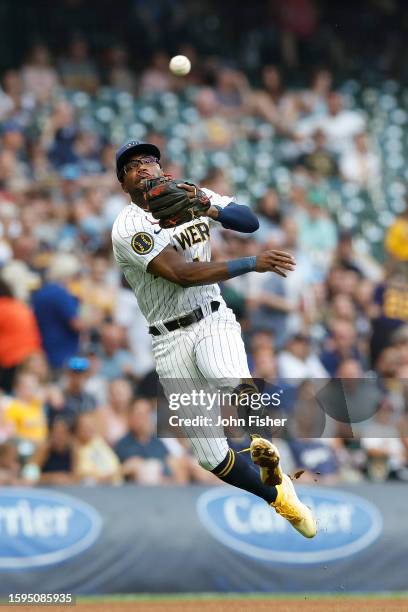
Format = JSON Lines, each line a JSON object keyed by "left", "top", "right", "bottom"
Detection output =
{"left": 115, "top": 140, "right": 161, "bottom": 180}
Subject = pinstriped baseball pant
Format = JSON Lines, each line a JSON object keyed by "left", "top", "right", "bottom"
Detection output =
{"left": 152, "top": 303, "right": 251, "bottom": 470}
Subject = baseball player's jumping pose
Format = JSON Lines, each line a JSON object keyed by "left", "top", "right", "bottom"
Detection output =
{"left": 112, "top": 140, "right": 316, "bottom": 538}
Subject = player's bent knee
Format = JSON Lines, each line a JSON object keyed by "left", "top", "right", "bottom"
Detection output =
{"left": 195, "top": 447, "right": 229, "bottom": 472}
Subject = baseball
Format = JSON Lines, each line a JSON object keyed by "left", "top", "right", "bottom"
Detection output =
{"left": 169, "top": 55, "right": 191, "bottom": 76}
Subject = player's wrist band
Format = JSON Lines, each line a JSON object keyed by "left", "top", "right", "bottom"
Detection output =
{"left": 226, "top": 256, "right": 257, "bottom": 278}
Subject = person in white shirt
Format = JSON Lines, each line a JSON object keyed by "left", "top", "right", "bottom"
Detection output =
{"left": 278, "top": 332, "right": 329, "bottom": 380}
{"left": 340, "top": 132, "right": 381, "bottom": 188}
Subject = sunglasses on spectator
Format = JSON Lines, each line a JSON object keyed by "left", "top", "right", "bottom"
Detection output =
{"left": 123, "top": 156, "right": 159, "bottom": 174}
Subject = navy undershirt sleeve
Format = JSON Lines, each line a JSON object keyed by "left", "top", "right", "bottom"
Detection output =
{"left": 216, "top": 203, "right": 259, "bottom": 233}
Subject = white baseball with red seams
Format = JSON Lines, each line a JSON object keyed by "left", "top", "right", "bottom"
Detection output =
{"left": 112, "top": 187, "right": 252, "bottom": 469}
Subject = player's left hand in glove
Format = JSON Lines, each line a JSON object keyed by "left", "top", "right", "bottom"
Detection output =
{"left": 141, "top": 177, "right": 211, "bottom": 229}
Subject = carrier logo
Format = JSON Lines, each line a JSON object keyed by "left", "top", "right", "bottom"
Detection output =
{"left": 0, "top": 489, "right": 102, "bottom": 569}
{"left": 197, "top": 487, "right": 383, "bottom": 564}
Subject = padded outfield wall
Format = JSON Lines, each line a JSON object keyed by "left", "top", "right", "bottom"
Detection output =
{"left": 0, "top": 483, "right": 406, "bottom": 594}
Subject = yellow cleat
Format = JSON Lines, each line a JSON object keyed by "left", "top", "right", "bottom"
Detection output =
{"left": 250, "top": 436, "right": 317, "bottom": 539}
{"left": 273, "top": 474, "right": 317, "bottom": 538}
{"left": 250, "top": 435, "right": 283, "bottom": 486}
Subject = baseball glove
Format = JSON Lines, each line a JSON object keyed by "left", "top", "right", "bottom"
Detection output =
{"left": 140, "top": 177, "right": 211, "bottom": 229}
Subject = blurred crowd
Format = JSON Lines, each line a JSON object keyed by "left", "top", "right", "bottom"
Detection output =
{"left": 1, "top": 31, "right": 408, "bottom": 488}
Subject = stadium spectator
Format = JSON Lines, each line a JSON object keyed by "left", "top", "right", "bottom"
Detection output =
{"left": 96, "top": 322, "right": 139, "bottom": 381}
{"left": 255, "top": 188, "right": 286, "bottom": 244}
{"left": 70, "top": 251, "right": 116, "bottom": 323}
{"left": 0, "top": 278, "right": 42, "bottom": 393}
{"left": 340, "top": 132, "right": 381, "bottom": 189}
{"left": 248, "top": 266, "right": 294, "bottom": 349}
{"left": 320, "top": 320, "right": 365, "bottom": 376}
{"left": 0, "top": 442, "right": 23, "bottom": 485}
{"left": 297, "top": 128, "right": 338, "bottom": 178}
{"left": 1, "top": 259, "right": 41, "bottom": 302}
{"left": 41, "top": 100, "right": 78, "bottom": 169}
{"left": 298, "top": 68, "right": 332, "bottom": 118}
{"left": 214, "top": 67, "right": 250, "bottom": 117}
{"left": 31, "top": 253, "right": 88, "bottom": 370}
{"left": 295, "top": 190, "right": 337, "bottom": 278}
{"left": 113, "top": 276, "right": 155, "bottom": 377}
{"left": 21, "top": 43, "right": 60, "bottom": 104}
{"left": 288, "top": 436, "right": 340, "bottom": 483}
{"left": 30, "top": 418, "right": 76, "bottom": 485}
{"left": 3, "top": 372, "right": 48, "bottom": 446}
{"left": 105, "top": 45, "right": 138, "bottom": 95}
{"left": 0, "top": 68, "right": 34, "bottom": 123}
{"left": 360, "top": 397, "right": 407, "bottom": 481}
{"left": 189, "top": 87, "right": 233, "bottom": 150}
{"left": 385, "top": 202, "right": 408, "bottom": 263}
{"left": 47, "top": 356, "right": 97, "bottom": 427}
{"left": 250, "top": 64, "right": 298, "bottom": 133}
{"left": 370, "top": 269, "right": 408, "bottom": 367}
{"left": 100, "top": 378, "right": 133, "bottom": 446}
{"left": 278, "top": 332, "right": 329, "bottom": 380}
{"left": 297, "top": 91, "right": 366, "bottom": 154}
{"left": 58, "top": 35, "right": 100, "bottom": 94}
{"left": 73, "top": 412, "right": 122, "bottom": 485}
{"left": 115, "top": 399, "right": 183, "bottom": 484}
{"left": 139, "top": 51, "right": 172, "bottom": 95}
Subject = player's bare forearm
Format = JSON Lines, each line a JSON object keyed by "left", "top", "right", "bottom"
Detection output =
{"left": 148, "top": 245, "right": 295, "bottom": 287}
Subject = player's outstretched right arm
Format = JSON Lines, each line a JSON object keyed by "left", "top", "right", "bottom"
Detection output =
{"left": 147, "top": 245, "right": 295, "bottom": 287}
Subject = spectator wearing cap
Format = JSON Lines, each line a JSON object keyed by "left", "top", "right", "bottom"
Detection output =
{"left": 0, "top": 278, "right": 41, "bottom": 394}
{"left": 47, "top": 357, "right": 97, "bottom": 427}
{"left": 31, "top": 254, "right": 89, "bottom": 369}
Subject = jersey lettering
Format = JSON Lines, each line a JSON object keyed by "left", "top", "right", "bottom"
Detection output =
{"left": 174, "top": 222, "right": 210, "bottom": 251}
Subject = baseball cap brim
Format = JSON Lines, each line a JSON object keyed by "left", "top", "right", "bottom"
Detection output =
{"left": 116, "top": 141, "right": 161, "bottom": 180}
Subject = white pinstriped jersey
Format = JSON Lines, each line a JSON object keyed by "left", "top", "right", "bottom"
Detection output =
{"left": 111, "top": 188, "right": 233, "bottom": 326}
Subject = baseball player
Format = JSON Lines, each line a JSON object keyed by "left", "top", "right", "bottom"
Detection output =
{"left": 112, "top": 140, "right": 316, "bottom": 538}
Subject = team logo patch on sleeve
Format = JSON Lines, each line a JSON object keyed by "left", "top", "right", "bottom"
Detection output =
{"left": 131, "top": 232, "right": 154, "bottom": 255}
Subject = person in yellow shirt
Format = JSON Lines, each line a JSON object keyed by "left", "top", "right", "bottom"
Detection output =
{"left": 4, "top": 372, "right": 47, "bottom": 445}
{"left": 385, "top": 205, "right": 408, "bottom": 262}
{"left": 73, "top": 412, "right": 122, "bottom": 485}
